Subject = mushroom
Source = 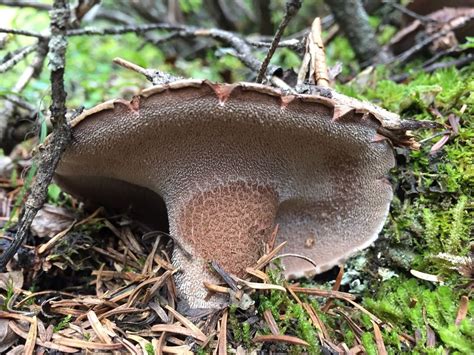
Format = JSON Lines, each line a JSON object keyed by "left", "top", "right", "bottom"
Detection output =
{"left": 54, "top": 80, "right": 411, "bottom": 309}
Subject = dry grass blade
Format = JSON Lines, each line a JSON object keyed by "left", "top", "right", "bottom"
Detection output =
{"left": 289, "top": 286, "right": 356, "bottom": 300}
{"left": 263, "top": 309, "right": 280, "bottom": 335}
{"left": 253, "top": 334, "right": 309, "bottom": 347}
{"left": 154, "top": 334, "right": 166, "bottom": 355}
{"left": 455, "top": 295, "right": 469, "bottom": 326}
{"left": 372, "top": 320, "right": 388, "bottom": 355}
{"left": 286, "top": 284, "right": 303, "bottom": 305}
{"left": 37, "top": 207, "right": 103, "bottom": 254}
{"left": 126, "top": 271, "right": 173, "bottom": 307}
{"left": 143, "top": 237, "right": 161, "bottom": 275}
{"left": 151, "top": 324, "right": 207, "bottom": 343}
{"left": 164, "top": 305, "right": 207, "bottom": 341}
{"left": 86, "top": 310, "right": 112, "bottom": 344}
{"left": 254, "top": 241, "right": 287, "bottom": 270}
{"left": 322, "top": 265, "right": 344, "bottom": 312}
{"left": 37, "top": 221, "right": 75, "bottom": 254}
{"left": 23, "top": 315, "right": 37, "bottom": 355}
{"left": 8, "top": 321, "right": 78, "bottom": 353}
{"left": 302, "top": 303, "right": 329, "bottom": 340}
{"left": 51, "top": 334, "right": 124, "bottom": 350}
{"left": 0, "top": 311, "right": 34, "bottom": 323}
{"left": 245, "top": 267, "right": 269, "bottom": 282}
{"left": 217, "top": 309, "right": 228, "bottom": 355}
{"left": 97, "top": 306, "right": 143, "bottom": 321}
{"left": 271, "top": 253, "right": 318, "bottom": 268}
{"left": 342, "top": 297, "right": 384, "bottom": 325}
{"left": 234, "top": 276, "right": 286, "bottom": 292}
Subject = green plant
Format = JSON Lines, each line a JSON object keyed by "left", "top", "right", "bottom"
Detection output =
{"left": 53, "top": 314, "right": 72, "bottom": 333}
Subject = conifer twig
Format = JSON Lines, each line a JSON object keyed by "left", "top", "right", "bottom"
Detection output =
{"left": 256, "top": 0, "right": 302, "bottom": 83}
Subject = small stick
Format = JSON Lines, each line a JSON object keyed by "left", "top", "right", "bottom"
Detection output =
{"left": 113, "top": 57, "right": 181, "bottom": 85}
{"left": 256, "top": 0, "right": 302, "bottom": 83}
{"left": 113, "top": 57, "right": 150, "bottom": 79}
{"left": 0, "top": 45, "right": 38, "bottom": 73}
{"left": 383, "top": 1, "right": 436, "bottom": 24}
{"left": 0, "top": 27, "right": 46, "bottom": 39}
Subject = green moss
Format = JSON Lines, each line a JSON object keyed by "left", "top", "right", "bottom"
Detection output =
{"left": 361, "top": 332, "right": 378, "bottom": 355}
{"left": 364, "top": 278, "right": 473, "bottom": 354}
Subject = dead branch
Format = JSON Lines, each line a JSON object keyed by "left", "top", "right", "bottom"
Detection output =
{"left": 383, "top": 1, "right": 436, "bottom": 24}
{"left": 113, "top": 57, "right": 182, "bottom": 85}
{"left": 0, "top": 0, "right": 51, "bottom": 10}
{"left": 0, "top": 45, "right": 38, "bottom": 73}
{"left": 0, "top": 27, "right": 46, "bottom": 39}
{"left": 392, "top": 13, "right": 474, "bottom": 64}
{"left": 0, "top": 0, "right": 71, "bottom": 270}
{"left": 256, "top": 0, "right": 302, "bottom": 83}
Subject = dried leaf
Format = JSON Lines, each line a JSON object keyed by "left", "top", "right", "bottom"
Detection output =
{"left": 0, "top": 319, "right": 17, "bottom": 353}
{"left": 30, "top": 204, "right": 75, "bottom": 238}
{"left": 0, "top": 271, "right": 24, "bottom": 291}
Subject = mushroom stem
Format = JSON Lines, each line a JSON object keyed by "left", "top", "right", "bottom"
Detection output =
{"left": 168, "top": 180, "right": 279, "bottom": 309}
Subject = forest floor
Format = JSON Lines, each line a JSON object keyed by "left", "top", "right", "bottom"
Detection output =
{"left": 0, "top": 3, "right": 473, "bottom": 355}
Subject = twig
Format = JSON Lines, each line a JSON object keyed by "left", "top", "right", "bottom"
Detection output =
{"left": 0, "top": 45, "right": 38, "bottom": 73}
{"left": 392, "top": 13, "right": 474, "bottom": 64}
{"left": 66, "top": 23, "right": 267, "bottom": 73}
{"left": 113, "top": 57, "right": 181, "bottom": 85}
{"left": 382, "top": 1, "right": 436, "bottom": 24}
{"left": 0, "top": 0, "right": 71, "bottom": 270}
{"left": 256, "top": 0, "right": 302, "bottom": 83}
{"left": 247, "top": 38, "right": 302, "bottom": 50}
{"left": 1, "top": 22, "right": 274, "bottom": 76}
{"left": 0, "top": 27, "right": 46, "bottom": 39}
{"left": 1, "top": 94, "right": 36, "bottom": 112}
{"left": 66, "top": 23, "right": 183, "bottom": 36}
{"left": 0, "top": 0, "right": 51, "bottom": 10}
{"left": 391, "top": 53, "right": 474, "bottom": 82}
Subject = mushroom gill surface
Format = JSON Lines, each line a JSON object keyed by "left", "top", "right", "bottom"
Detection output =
{"left": 55, "top": 80, "right": 396, "bottom": 309}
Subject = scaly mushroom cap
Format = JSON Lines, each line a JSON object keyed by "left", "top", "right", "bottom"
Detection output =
{"left": 55, "top": 80, "right": 405, "bottom": 309}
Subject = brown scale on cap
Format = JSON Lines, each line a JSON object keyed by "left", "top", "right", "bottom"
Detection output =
{"left": 54, "top": 80, "right": 412, "bottom": 309}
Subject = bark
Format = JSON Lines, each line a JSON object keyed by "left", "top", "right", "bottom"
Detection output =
{"left": 325, "top": 0, "right": 382, "bottom": 66}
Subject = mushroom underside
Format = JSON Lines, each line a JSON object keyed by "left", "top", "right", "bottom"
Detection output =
{"left": 55, "top": 83, "right": 395, "bottom": 309}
